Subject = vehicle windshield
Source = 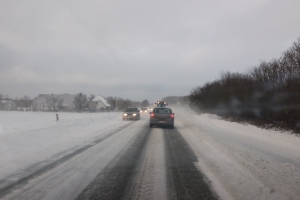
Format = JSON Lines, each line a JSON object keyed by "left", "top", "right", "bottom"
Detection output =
{"left": 1, "top": 1, "right": 300, "bottom": 200}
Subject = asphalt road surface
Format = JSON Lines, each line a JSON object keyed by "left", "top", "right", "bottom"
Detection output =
{"left": 0, "top": 115, "right": 216, "bottom": 200}
{"left": 1, "top": 108, "right": 300, "bottom": 200}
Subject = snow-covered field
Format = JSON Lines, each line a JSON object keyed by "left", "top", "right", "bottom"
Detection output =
{"left": 0, "top": 111, "right": 125, "bottom": 182}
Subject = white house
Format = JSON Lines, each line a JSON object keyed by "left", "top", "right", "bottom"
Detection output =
{"left": 90, "top": 95, "right": 110, "bottom": 111}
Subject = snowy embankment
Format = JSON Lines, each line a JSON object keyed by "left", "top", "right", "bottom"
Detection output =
{"left": 173, "top": 106, "right": 300, "bottom": 200}
{"left": 0, "top": 111, "right": 125, "bottom": 182}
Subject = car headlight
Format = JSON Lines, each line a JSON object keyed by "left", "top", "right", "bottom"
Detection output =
{"left": 140, "top": 110, "right": 142, "bottom": 112}
{"left": 123, "top": 113, "right": 127, "bottom": 116}
{"left": 133, "top": 113, "right": 137, "bottom": 116}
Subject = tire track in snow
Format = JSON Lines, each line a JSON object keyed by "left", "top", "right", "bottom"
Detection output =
{"left": 75, "top": 124, "right": 151, "bottom": 200}
{"left": 123, "top": 128, "right": 167, "bottom": 200}
{"left": 164, "top": 128, "right": 217, "bottom": 200}
{"left": 77, "top": 125, "right": 217, "bottom": 200}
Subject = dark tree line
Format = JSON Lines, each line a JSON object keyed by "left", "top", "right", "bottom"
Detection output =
{"left": 190, "top": 37, "right": 300, "bottom": 133}
{"left": 106, "top": 96, "right": 142, "bottom": 111}
{"left": 162, "top": 96, "right": 189, "bottom": 105}
{"left": 0, "top": 95, "right": 32, "bottom": 111}
{"left": 141, "top": 99, "right": 149, "bottom": 107}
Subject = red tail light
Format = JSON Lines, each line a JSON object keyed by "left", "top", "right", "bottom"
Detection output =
{"left": 150, "top": 113, "right": 155, "bottom": 118}
{"left": 170, "top": 113, "right": 174, "bottom": 118}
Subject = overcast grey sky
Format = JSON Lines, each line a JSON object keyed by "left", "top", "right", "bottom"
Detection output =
{"left": 1, "top": 0, "right": 300, "bottom": 102}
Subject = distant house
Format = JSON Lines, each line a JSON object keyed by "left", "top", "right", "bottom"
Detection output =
{"left": 90, "top": 95, "right": 110, "bottom": 112}
{"left": 31, "top": 94, "right": 76, "bottom": 111}
{"left": 0, "top": 99, "right": 16, "bottom": 111}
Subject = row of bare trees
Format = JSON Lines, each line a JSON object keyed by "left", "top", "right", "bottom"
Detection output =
{"left": 0, "top": 94, "right": 32, "bottom": 111}
{"left": 75, "top": 94, "right": 145, "bottom": 112}
{"left": 105, "top": 96, "right": 143, "bottom": 111}
{"left": 162, "top": 96, "right": 189, "bottom": 105}
{"left": 1, "top": 92, "right": 146, "bottom": 112}
{"left": 190, "top": 37, "right": 300, "bottom": 132}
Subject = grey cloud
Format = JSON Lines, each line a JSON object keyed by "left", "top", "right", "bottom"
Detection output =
{"left": 1, "top": 0, "right": 300, "bottom": 101}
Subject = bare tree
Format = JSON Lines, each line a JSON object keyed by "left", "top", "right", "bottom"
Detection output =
{"left": 31, "top": 101, "right": 39, "bottom": 111}
{"left": 88, "top": 94, "right": 95, "bottom": 102}
{"left": 0, "top": 94, "right": 3, "bottom": 110}
{"left": 74, "top": 93, "right": 87, "bottom": 112}
{"left": 141, "top": 99, "right": 149, "bottom": 107}
{"left": 19, "top": 96, "right": 32, "bottom": 111}
{"left": 87, "top": 94, "right": 96, "bottom": 112}
{"left": 46, "top": 95, "right": 64, "bottom": 111}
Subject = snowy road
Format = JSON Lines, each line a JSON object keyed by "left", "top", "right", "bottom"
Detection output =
{"left": 0, "top": 109, "right": 300, "bottom": 200}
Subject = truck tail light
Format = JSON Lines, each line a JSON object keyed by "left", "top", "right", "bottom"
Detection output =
{"left": 170, "top": 113, "right": 174, "bottom": 118}
{"left": 150, "top": 113, "right": 155, "bottom": 118}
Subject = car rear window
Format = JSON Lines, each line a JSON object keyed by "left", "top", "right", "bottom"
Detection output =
{"left": 153, "top": 108, "right": 172, "bottom": 114}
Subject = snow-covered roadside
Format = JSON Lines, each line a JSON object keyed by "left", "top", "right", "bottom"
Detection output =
{"left": 172, "top": 106, "right": 300, "bottom": 200}
{"left": 1, "top": 118, "right": 149, "bottom": 200}
{"left": 0, "top": 111, "right": 126, "bottom": 181}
